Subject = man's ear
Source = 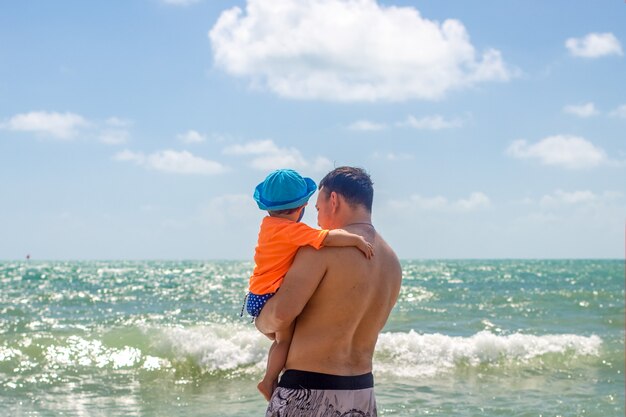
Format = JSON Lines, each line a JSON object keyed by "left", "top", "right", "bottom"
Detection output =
{"left": 329, "top": 191, "right": 339, "bottom": 212}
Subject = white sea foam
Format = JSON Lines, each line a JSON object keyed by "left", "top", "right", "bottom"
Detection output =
{"left": 96, "top": 267, "right": 136, "bottom": 276}
{"left": 142, "top": 355, "right": 169, "bottom": 371}
{"left": 0, "top": 346, "right": 22, "bottom": 362}
{"left": 149, "top": 326, "right": 602, "bottom": 379}
{"left": 44, "top": 336, "right": 143, "bottom": 369}
{"left": 374, "top": 330, "right": 602, "bottom": 377}
{"left": 151, "top": 324, "right": 270, "bottom": 374}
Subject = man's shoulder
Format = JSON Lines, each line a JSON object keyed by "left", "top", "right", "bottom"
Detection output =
{"left": 295, "top": 244, "right": 326, "bottom": 258}
{"left": 292, "top": 244, "right": 339, "bottom": 266}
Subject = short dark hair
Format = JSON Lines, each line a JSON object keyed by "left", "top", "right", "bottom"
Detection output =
{"left": 318, "top": 166, "right": 373, "bottom": 212}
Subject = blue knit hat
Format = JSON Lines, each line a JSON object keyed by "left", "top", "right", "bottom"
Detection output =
{"left": 253, "top": 169, "right": 317, "bottom": 211}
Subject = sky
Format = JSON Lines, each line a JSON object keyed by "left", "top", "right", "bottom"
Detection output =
{"left": 0, "top": 0, "right": 624, "bottom": 260}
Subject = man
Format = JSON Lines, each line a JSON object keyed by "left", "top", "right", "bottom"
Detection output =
{"left": 256, "top": 166, "right": 402, "bottom": 417}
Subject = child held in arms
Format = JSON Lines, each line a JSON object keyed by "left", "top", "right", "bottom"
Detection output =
{"left": 245, "top": 169, "right": 374, "bottom": 400}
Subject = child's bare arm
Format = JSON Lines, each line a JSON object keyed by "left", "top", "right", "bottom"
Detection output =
{"left": 322, "top": 229, "right": 374, "bottom": 259}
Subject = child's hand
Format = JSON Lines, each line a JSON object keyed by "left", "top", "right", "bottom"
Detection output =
{"left": 357, "top": 238, "right": 374, "bottom": 259}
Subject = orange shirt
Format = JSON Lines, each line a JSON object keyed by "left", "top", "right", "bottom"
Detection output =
{"left": 249, "top": 216, "right": 329, "bottom": 295}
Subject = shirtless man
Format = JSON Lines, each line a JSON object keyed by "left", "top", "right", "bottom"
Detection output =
{"left": 255, "top": 166, "right": 402, "bottom": 417}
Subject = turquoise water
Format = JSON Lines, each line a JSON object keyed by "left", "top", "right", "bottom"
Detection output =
{"left": 0, "top": 260, "right": 623, "bottom": 416}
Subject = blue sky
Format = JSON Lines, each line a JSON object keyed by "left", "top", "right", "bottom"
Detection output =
{"left": 1, "top": 0, "right": 624, "bottom": 260}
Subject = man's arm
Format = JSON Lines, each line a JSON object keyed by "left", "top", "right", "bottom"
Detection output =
{"left": 255, "top": 246, "right": 327, "bottom": 335}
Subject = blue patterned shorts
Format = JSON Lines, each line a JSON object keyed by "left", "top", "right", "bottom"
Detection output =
{"left": 245, "top": 292, "right": 275, "bottom": 317}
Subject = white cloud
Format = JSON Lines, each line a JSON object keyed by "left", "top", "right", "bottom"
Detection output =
{"left": 506, "top": 135, "right": 608, "bottom": 169}
{"left": 563, "top": 102, "right": 598, "bottom": 118}
{"left": 202, "top": 194, "right": 256, "bottom": 223}
{"left": 0, "top": 111, "right": 135, "bottom": 144}
{"left": 223, "top": 139, "right": 280, "bottom": 155}
{"left": 349, "top": 114, "right": 463, "bottom": 132}
{"left": 348, "top": 120, "right": 387, "bottom": 131}
{"left": 177, "top": 130, "right": 206, "bottom": 144}
{"left": 223, "top": 139, "right": 331, "bottom": 172}
{"left": 456, "top": 192, "right": 491, "bottom": 211}
{"left": 251, "top": 151, "right": 309, "bottom": 171}
{"left": 540, "top": 190, "right": 598, "bottom": 208}
{"left": 99, "top": 130, "right": 129, "bottom": 145}
{"left": 114, "top": 149, "right": 228, "bottom": 175}
{"left": 97, "top": 119, "right": 131, "bottom": 145}
{"left": 114, "top": 149, "right": 144, "bottom": 164}
{"left": 147, "top": 150, "right": 226, "bottom": 175}
{"left": 536, "top": 190, "right": 625, "bottom": 209}
{"left": 371, "top": 151, "right": 413, "bottom": 161}
{"left": 310, "top": 157, "right": 334, "bottom": 173}
{"left": 392, "top": 195, "right": 448, "bottom": 210}
{"left": 609, "top": 104, "right": 626, "bottom": 119}
{"left": 389, "top": 192, "right": 491, "bottom": 212}
{"left": 1, "top": 111, "right": 89, "bottom": 139}
{"left": 106, "top": 117, "right": 132, "bottom": 127}
{"left": 565, "top": 32, "right": 623, "bottom": 58}
{"left": 400, "top": 115, "right": 463, "bottom": 130}
{"left": 209, "top": 0, "right": 513, "bottom": 102}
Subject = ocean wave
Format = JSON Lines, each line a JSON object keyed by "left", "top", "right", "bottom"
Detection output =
{"left": 374, "top": 330, "right": 602, "bottom": 377}
{"left": 0, "top": 326, "right": 603, "bottom": 383}
{"left": 1, "top": 324, "right": 270, "bottom": 380}
{"left": 150, "top": 324, "right": 269, "bottom": 375}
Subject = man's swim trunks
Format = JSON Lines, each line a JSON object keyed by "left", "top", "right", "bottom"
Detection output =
{"left": 266, "top": 369, "right": 377, "bottom": 417}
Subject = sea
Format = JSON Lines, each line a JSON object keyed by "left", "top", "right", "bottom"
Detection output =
{"left": 0, "top": 260, "right": 623, "bottom": 417}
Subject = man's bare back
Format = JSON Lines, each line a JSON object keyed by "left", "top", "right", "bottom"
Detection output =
{"left": 285, "top": 225, "right": 401, "bottom": 375}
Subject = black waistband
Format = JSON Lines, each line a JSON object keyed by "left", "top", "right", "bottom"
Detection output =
{"left": 278, "top": 369, "right": 374, "bottom": 390}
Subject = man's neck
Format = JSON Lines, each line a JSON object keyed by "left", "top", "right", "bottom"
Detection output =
{"left": 336, "top": 210, "right": 372, "bottom": 229}
{"left": 342, "top": 218, "right": 372, "bottom": 227}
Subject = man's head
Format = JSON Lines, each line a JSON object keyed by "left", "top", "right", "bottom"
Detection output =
{"left": 316, "top": 167, "right": 373, "bottom": 228}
